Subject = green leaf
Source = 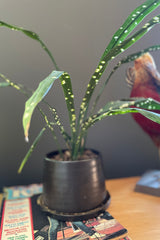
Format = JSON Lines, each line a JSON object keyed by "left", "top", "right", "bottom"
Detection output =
{"left": 133, "top": 108, "right": 160, "bottom": 124}
{"left": 0, "top": 73, "right": 29, "bottom": 94}
{"left": 98, "top": 107, "right": 160, "bottom": 125}
{"left": 18, "top": 127, "right": 46, "bottom": 173}
{"left": 107, "top": 44, "right": 160, "bottom": 86}
{"left": 117, "top": 45, "right": 160, "bottom": 65}
{"left": 23, "top": 70, "right": 64, "bottom": 141}
{"left": 0, "top": 21, "right": 59, "bottom": 70}
{"left": 83, "top": 98, "right": 160, "bottom": 129}
{"left": 104, "top": 15, "right": 160, "bottom": 62}
{"left": 91, "top": 45, "right": 160, "bottom": 113}
{"left": 49, "top": 106, "right": 71, "bottom": 146}
{"left": 0, "top": 82, "right": 10, "bottom": 87}
{"left": 133, "top": 97, "right": 160, "bottom": 110}
{"left": 79, "top": 7, "right": 160, "bottom": 124}
{"left": 99, "top": 97, "right": 160, "bottom": 116}
{"left": 102, "top": 0, "right": 160, "bottom": 57}
{"left": 60, "top": 73, "right": 76, "bottom": 139}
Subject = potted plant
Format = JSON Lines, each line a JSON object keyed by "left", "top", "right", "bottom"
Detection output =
{"left": 1, "top": 0, "right": 160, "bottom": 220}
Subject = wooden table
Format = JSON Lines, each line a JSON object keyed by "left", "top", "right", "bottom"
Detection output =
{"left": 106, "top": 176, "right": 160, "bottom": 240}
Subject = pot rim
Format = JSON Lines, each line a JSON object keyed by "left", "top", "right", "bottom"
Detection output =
{"left": 45, "top": 149, "right": 100, "bottom": 164}
{"left": 44, "top": 156, "right": 100, "bottom": 164}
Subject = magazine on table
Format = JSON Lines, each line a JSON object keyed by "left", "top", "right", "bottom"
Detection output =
{"left": 0, "top": 184, "right": 131, "bottom": 240}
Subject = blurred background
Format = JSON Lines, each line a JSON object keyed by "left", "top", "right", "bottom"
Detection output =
{"left": 0, "top": 0, "right": 160, "bottom": 191}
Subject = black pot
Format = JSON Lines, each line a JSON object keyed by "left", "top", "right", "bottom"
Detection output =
{"left": 40, "top": 149, "right": 110, "bottom": 221}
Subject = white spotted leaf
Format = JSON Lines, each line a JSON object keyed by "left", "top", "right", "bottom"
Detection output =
{"left": 23, "top": 70, "right": 64, "bottom": 141}
{"left": 102, "top": 0, "right": 160, "bottom": 57}
{"left": 79, "top": 0, "right": 160, "bottom": 124}
{"left": 59, "top": 73, "right": 76, "bottom": 138}
{"left": 83, "top": 98, "right": 160, "bottom": 129}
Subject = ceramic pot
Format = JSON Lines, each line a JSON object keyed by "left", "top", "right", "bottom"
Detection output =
{"left": 40, "top": 149, "right": 110, "bottom": 221}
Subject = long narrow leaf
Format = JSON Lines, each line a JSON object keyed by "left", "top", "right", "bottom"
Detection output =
{"left": 0, "top": 73, "right": 30, "bottom": 95}
{"left": 101, "top": 98, "right": 160, "bottom": 112}
{"left": 18, "top": 127, "right": 46, "bottom": 173}
{"left": 83, "top": 98, "right": 160, "bottom": 129}
{"left": 102, "top": 0, "right": 160, "bottom": 57}
{"left": 106, "top": 44, "right": 160, "bottom": 85}
{"left": 60, "top": 73, "right": 76, "bottom": 139}
{"left": 49, "top": 106, "right": 71, "bottom": 146}
{"left": 81, "top": 0, "right": 160, "bottom": 114}
{"left": 107, "top": 45, "right": 160, "bottom": 85}
{"left": 0, "top": 21, "right": 59, "bottom": 70}
{"left": 80, "top": 14, "right": 160, "bottom": 123}
{"left": 76, "top": 97, "right": 160, "bottom": 154}
{"left": 23, "top": 70, "right": 64, "bottom": 141}
{"left": 92, "top": 45, "right": 160, "bottom": 112}
{"left": 94, "top": 107, "right": 160, "bottom": 125}
{"left": 104, "top": 15, "right": 160, "bottom": 62}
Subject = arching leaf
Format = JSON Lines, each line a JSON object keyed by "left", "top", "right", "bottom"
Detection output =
{"left": 0, "top": 21, "right": 59, "bottom": 69}
{"left": 83, "top": 98, "right": 160, "bottom": 129}
{"left": 23, "top": 70, "right": 64, "bottom": 141}
{"left": 79, "top": 1, "right": 160, "bottom": 125}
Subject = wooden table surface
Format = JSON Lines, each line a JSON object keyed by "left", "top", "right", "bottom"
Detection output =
{"left": 106, "top": 176, "right": 160, "bottom": 240}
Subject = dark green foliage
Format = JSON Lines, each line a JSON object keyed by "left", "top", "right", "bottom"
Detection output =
{"left": 1, "top": 0, "right": 160, "bottom": 171}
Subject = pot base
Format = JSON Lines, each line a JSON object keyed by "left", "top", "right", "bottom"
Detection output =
{"left": 37, "top": 191, "right": 111, "bottom": 221}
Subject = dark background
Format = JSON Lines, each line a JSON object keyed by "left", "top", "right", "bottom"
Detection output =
{"left": 0, "top": 0, "right": 160, "bottom": 191}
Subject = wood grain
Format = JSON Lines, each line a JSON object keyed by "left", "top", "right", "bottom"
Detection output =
{"left": 106, "top": 176, "right": 160, "bottom": 240}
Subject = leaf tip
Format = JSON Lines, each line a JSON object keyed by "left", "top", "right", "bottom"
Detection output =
{"left": 17, "top": 168, "right": 21, "bottom": 174}
{"left": 25, "top": 136, "right": 29, "bottom": 142}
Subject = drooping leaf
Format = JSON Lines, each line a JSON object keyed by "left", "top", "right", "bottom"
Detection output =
{"left": 133, "top": 107, "right": 160, "bottom": 124}
{"left": 101, "top": 98, "right": 160, "bottom": 112}
{"left": 83, "top": 98, "right": 160, "bottom": 129}
{"left": 23, "top": 70, "right": 64, "bottom": 141}
{"left": 0, "top": 21, "right": 59, "bottom": 70}
{"left": 0, "top": 71, "right": 70, "bottom": 148}
{"left": 97, "top": 107, "right": 160, "bottom": 124}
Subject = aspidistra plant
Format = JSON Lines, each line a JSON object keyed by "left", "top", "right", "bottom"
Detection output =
{"left": 1, "top": 0, "right": 160, "bottom": 172}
